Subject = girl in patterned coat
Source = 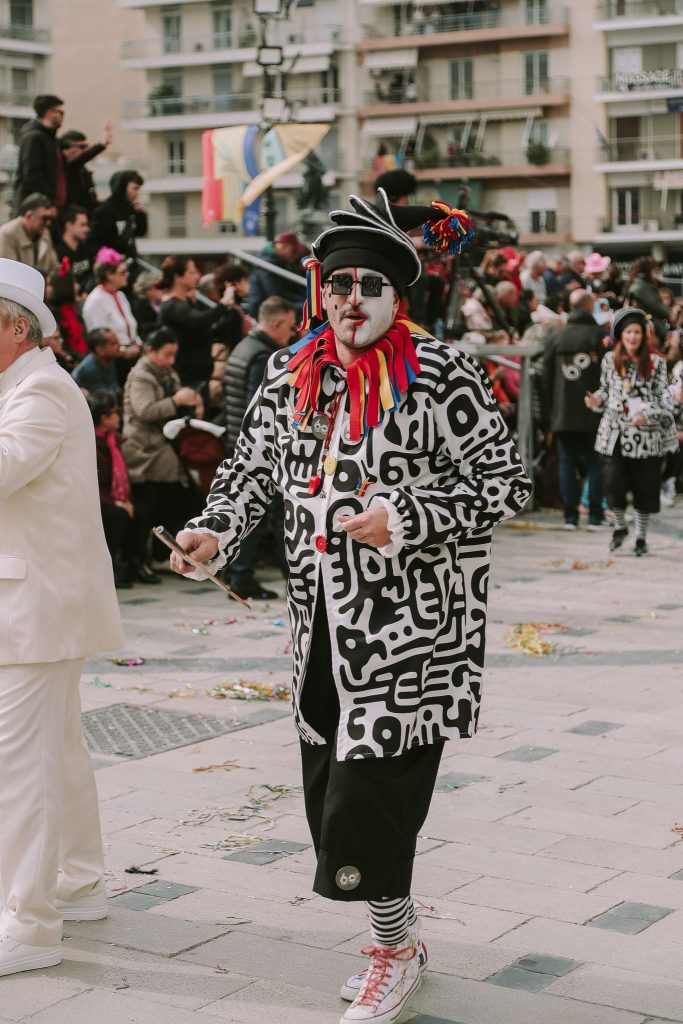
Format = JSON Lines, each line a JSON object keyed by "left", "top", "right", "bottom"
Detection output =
{"left": 585, "top": 307, "right": 677, "bottom": 555}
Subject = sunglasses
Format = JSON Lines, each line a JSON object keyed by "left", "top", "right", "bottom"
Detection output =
{"left": 327, "top": 274, "right": 392, "bottom": 298}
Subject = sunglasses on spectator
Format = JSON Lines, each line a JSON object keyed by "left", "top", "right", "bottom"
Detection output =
{"left": 327, "top": 274, "right": 392, "bottom": 298}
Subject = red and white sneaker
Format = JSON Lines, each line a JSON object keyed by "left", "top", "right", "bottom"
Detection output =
{"left": 339, "top": 939, "right": 421, "bottom": 1023}
{"left": 340, "top": 927, "right": 428, "bottom": 1001}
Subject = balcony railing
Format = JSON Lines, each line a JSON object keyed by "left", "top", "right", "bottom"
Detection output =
{"left": 595, "top": 0, "right": 683, "bottom": 19}
{"left": 598, "top": 69, "right": 683, "bottom": 93}
{"left": 392, "top": 146, "right": 570, "bottom": 171}
{"left": 520, "top": 214, "right": 572, "bottom": 235}
{"left": 0, "top": 91, "right": 34, "bottom": 108}
{"left": 363, "top": 4, "right": 567, "bottom": 39}
{"left": 0, "top": 23, "right": 50, "bottom": 43}
{"left": 596, "top": 135, "right": 683, "bottom": 161}
{"left": 124, "top": 93, "right": 257, "bottom": 118}
{"left": 125, "top": 88, "right": 339, "bottom": 121}
{"left": 599, "top": 214, "right": 683, "bottom": 233}
{"left": 363, "top": 77, "right": 569, "bottom": 106}
{"left": 121, "top": 23, "right": 339, "bottom": 59}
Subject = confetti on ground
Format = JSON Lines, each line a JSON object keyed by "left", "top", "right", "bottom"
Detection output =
{"left": 88, "top": 676, "right": 114, "bottom": 688}
{"left": 290, "top": 896, "right": 312, "bottom": 906}
{"left": 500, "top": 520, "right": 540, "bottom": 530}
{"left": 191, "top": 626, "right": 209, "bottom": 634}
{"left": 114, "top": 978, "right": 130, "bottom": 991}
{"left": 507, "top": 623, "right": 556, "bottom": 657}
{"left": 125, "top": 865, "right": 159, "bottom": 875}
{"left": 213, "top": 680, "right": 291, "bottom": 702}
{"left": 572, "top": 559, "right": 615, "bottom": 571}
{"left": 414, "top": 898, "right": 465, "bottom": 925}
{"left": 200, "top": 835, "right": 258, "bottom": 852}
{"left": 270, "top": 619, "right": 286, "bottom": 627}
{"left": 111, "top": 657, "right": 146, "bottom": 667}
{"left": 281, "top": 641, "right": 292, "bottom": 655}
{"left": 498, "top": 780, "right": 526, "bottom": 792}
{"left": 183, "top": 783, "right": 303, "bottom": 829}
{"left": 673, "top": 823, "right": 683, "bottom": 838}
{"left": 192, "top": 761, "right": 255, "bottom": 774}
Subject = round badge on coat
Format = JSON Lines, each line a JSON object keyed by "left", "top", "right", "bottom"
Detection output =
{"left": 336, "top": 866, "right": 361, "bottom": 891}
{"left": 311, "top": 414, "right": 329, "bottom": 440}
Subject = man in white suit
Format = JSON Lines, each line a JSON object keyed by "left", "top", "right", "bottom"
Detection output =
{"left": 0, "top": 259, "right": 124, "bottom": 977}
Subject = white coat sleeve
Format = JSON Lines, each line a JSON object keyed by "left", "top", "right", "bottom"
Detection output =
{"left": 0, "top": 376, "right": 68, "bottom": 498}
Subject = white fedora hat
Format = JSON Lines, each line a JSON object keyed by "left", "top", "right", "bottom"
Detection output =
{"left": 0, "top": 258, "right": 56, "bottom": 337}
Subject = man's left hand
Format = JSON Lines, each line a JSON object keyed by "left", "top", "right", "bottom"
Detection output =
{"left": 102, "top": 122, "right": 114, "bottom": 147}
{"left": 338, "top": 507, "right": 391, "bottom": 549}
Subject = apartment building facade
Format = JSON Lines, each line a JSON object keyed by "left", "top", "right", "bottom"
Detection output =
{"left": 0, "top": 0, "right": 52, "bottom": 210}
{"left": 117, "top": 0, "right": 359, "bottom": 257}
{"left": 593, "top": 0, "right": 683, "bottom": 266}
{"left": 110, "top": 0, "right": 683, "bottom": 262}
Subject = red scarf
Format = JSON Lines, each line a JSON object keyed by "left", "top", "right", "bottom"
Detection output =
{"left": 96, "top": 429, "right": 130, "bottom": 503}
{"left": 287, "top": 318, "right": 421, "bottom": 442}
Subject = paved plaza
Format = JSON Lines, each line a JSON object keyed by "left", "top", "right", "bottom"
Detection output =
{"left": 5, "top": 508, "right": 683, "bottom": 1024}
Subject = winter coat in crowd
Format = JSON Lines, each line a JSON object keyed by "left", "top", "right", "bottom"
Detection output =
{"left": 626, "top": 275, "right": 671, "bottom": 343}
{"left": 247, "top": 242, "right": 305, "bottom": 319}
{"left": 89, "top": 171, "right": 148, "bottom": 260}
{"left": 159, "top": 296, "right": 229, "bottom": 386}
{"left": 593, "top": 351, "right": 678, "bottom": 458}
{"left": 13, "top": 119, "right": 66, "bottom": 212}
{"left": 223, "top": 327, "right": 281, "bottom": 453}
{"left": 64, "top": 143, "right": 105, "bottom": 211}
{"left": 121, "top": 355, "right": 187, "bottom": 484}
{"left": 542, "top": 310, "right": 606, "bottom": 433}
{"left": 0, "top": 217, "right": 57, "bottom": 274}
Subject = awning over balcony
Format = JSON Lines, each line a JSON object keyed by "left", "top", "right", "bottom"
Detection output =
{"left": 365, "top": 48, "right": 418, "bottom": 71}
{"left": 361, "top": 116, "right": 418, "bottom": 137}
{"left": 417, "top": 107, "right": 543, "bottom": 127}
{"left": 243, "top": 54, "right": 331, "bottom": 77}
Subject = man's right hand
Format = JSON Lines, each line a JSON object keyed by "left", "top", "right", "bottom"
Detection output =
{"left": 170, "top": 531, "right": 220, "bottom": 575}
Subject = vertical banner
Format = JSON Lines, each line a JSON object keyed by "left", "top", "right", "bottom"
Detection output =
{"left": 240, "top": 123, "right": 330, "bottom": 210}
{"left": 241, "top": 125, "right": 261, "bottom": 236}
{"left": 202, "top": 125, "right": 253, "bottom": 227}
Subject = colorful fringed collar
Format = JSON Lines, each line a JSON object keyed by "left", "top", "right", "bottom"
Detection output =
{"left": 286, "top": 317, "right": 425, "bottom": 442}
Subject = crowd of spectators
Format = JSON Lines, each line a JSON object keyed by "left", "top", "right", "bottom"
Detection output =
{"left": 5, "top": 93, "right": 682, "bottom": 588}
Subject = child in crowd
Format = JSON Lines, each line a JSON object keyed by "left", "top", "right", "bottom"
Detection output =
{"left": 89, "top": 390, "right": 160, "bottom": 588}
{"left": 585, "top": 308, "right": 678, "bottom": 556}
{"left": 47, "top": 259, "right": 88, "bottom": 364}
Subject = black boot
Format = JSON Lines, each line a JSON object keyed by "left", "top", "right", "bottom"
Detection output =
{"left": 609, "top": 527, "right": 628, "bottom": 552}
{"left": 130, "top": 560, "right": 162, "bottom": 585}
{"left": 634, "top": 537, "right": 648, "bottom": 557}
{"left": 228, "top": 575, "right": 278, "bottom": 600}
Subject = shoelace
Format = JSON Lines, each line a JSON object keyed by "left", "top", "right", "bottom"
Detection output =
{"left": 356, "top": 942, "right": 417, "bottom": 1008}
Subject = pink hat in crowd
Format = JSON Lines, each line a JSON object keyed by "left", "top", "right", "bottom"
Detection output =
{"left": 584, "top": 252, "right": 611, "bottom": 275}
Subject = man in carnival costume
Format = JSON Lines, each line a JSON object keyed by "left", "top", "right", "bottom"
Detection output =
{"left": 171, "top": 190, "right": 532, "bottom": 1023}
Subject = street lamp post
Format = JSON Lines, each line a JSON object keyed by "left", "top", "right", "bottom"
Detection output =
{"left": 254, "top": 0, "right": 292, "bottom": 242}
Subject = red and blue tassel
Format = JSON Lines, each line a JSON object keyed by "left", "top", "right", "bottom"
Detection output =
{"left": 423, "top": 201, "right": 475, "bottom": 256}
{"left": 299, "top": 256, "right": 324, "bottom": 333}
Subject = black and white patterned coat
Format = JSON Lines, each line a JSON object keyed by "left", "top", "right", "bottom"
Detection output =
{"left": 593, "top": 351, "right": 678, "bottom": 458}
{"left": 189, "top": 336, "right": 532, "bottom": 760}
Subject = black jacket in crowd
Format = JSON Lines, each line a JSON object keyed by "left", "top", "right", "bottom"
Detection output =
{"left": 159, "top": 296, "right": 229, "bottom": 386}
{"left": 542, "top": 310, "right": 606, "bottom": 434}
{"left": 65, "top": 143, "right": 105, "bottom": 211}
{"left": 13, "top": 119, "right": 64, "bottom": 212}
{"left": 89, "top": 170, "right": 148, "bottom": 260}
{"left": 222, "top": 328, "right": 280, "bottom": 453}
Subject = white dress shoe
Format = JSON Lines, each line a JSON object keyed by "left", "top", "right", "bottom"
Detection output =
{"left": 55, "top": 887, "right": 108, "bottom": 921}
{"left": 0, "top": 934, "right": 62, "bottom": 977}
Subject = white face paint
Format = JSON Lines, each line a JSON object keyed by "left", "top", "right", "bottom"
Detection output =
{"left": 323, "top": 266, "right": 399, "bottom": 355}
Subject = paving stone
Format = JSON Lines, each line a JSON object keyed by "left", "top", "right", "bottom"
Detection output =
{"left": 436, "top": 771, "right": 486, "bottom": 791}
{"left": 223, "top": 839, "right": 310, "bottom": 865}
{"left": 411, "top": 1017, "right": 465, "bottom": 1024}
{"left": 508, "top": 807, "right": 674, "bottom": 851}
{"left": 545, "top": 837, "right": 683, "bottom": 877}
{"left": 545, "top": 964, "right": 683, "bottom": 1021}
{"left": 485, "top": 966, "right": 554, "bottom": 993}
{"left": 670, "top": 869, "right": 683, "bottom": 881}
{"left": 64, "top": 907, "right": 230, "bottom": 956}
{"left": 131, "top": 880, "right": 199, "bottom": 900}
{"left": 585, "top": 902, "right": 674, "bottom": 934}
{"left": 23, "top": 990, "right": 223, "bottom": 1024}
{"left": 0, "top": 976, "right": 90, "bottom": 1021}
{"left": 200, "top": 978, "right": 346, "bottom": 1023}
{"left": 514, "top": 954, "right": 582, "bottom": 977}
{"left": 452, "top": 876, "right": 620, "bottom": 925}
{"left": 108, "top": 891, "right": 167, "bottom": 910}
{"left": 497, "top": 746, "right": 558, "bottom": 763}
{"left": 567, "top": 721, "right": 621, "bottom": 736}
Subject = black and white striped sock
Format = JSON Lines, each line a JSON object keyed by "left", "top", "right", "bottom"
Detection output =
{"left": 366, "top": 897, "right": 414, "bottom": 947}
{"left": 612, "top": 508, "right": 627, "bottom": 531}
{"left": 634, "top": 511, "right": 649, "bottom": 540}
